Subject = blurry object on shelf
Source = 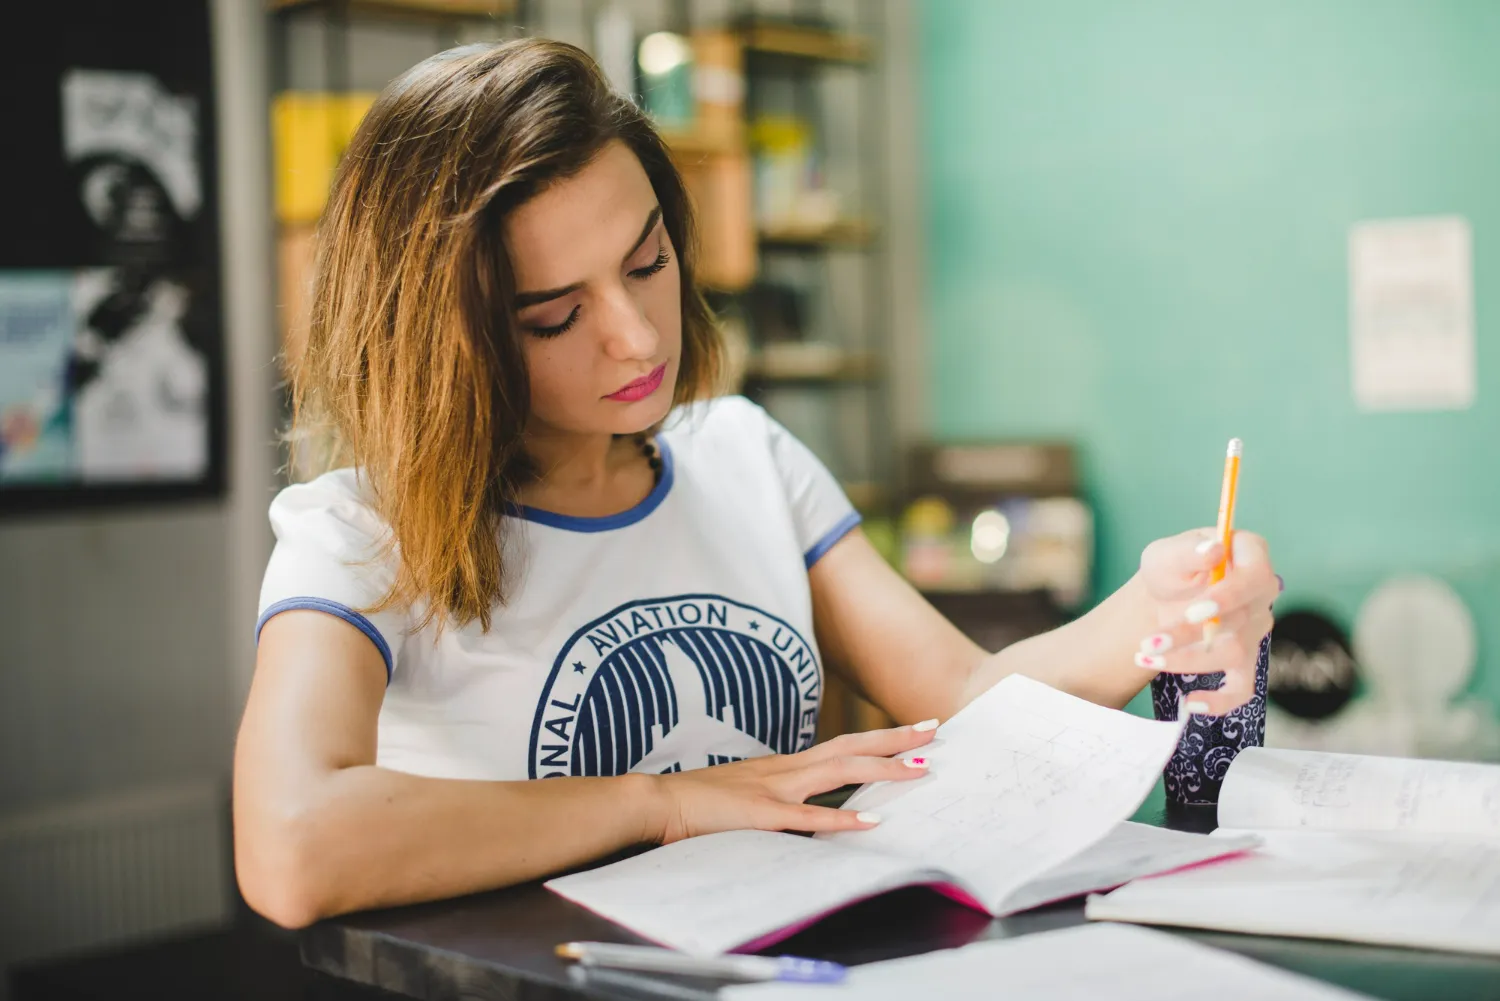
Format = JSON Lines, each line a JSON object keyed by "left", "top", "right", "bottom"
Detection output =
{"left": 277, "top": 224, "right": 317, "bottom": 365}
{"left": 745, "top": 344, "right": 876, "bottom": 383}
{"left": 675, "top": 150, "right": 754, "bottom": 291}
{"left": 898, "top": 443, "right": 1091, "bottom": 608}
{"left": 758, "top": 217, "right": 875, "bottom": 250}
{"left": 750, "top": 115, "right": 839, "bottom": 231}
{"left": 924, "top": 590, "right": 1064, "bottom": 657}
{"left": 638, "top": 31, "right": 694, "bottom": 132}
{"left": 272, "top": 92, "right": 375, "bottom": 225}
{"left": 861, "top": 515, "right": 899, "bottom": 564}
{"left": 691, "top": 31, "right": 745, "bottom": 152}
{"left": 840, "top": 480, "right": 885, "bottom": 515}
{"left": 1266, "top": 610, "right": 1358, "bottom": 721}
{"left": 738, "top": 17, "right": 873, "bottom": 65}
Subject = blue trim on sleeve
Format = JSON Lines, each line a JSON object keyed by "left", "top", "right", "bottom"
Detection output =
{"left": 507, "top": 439, "right": 675, "bottom": 533}
{"left": 803, "top": 511, "right": 863, "bottom": 570}
{"left": 255, "top": 597, "right": 394, "bottom": 683}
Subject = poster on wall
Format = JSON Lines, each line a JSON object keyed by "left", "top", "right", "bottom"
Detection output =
{"left": 1349, "top": 215, "right": 1475, "bottom": 412}
{"left": 0, "top": 1, "right": 223, "bottom": 512}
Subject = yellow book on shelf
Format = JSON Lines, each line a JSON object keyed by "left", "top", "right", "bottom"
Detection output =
{"left": 272, "top": 92, "right": 377, "bottom": 224}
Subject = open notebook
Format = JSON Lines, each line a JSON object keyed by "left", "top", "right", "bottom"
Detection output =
{"left": 545, "top": 675, "right": 1258, "bottom": 956}
{"left": 1086, "top": 747, "right": 1500, "bottom": 956}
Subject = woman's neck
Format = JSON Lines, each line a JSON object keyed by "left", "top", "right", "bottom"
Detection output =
{"left": 516, "top": 427, "right": 656, "bottom": 517}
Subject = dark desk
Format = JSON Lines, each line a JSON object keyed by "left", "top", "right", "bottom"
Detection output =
{"left": 303, "top": 807, "right": 1500, "bottom": 1001}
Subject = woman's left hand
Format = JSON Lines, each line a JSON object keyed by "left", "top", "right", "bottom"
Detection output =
{"left": 1134, "top": 530, "right": 1279, "bottom": 716}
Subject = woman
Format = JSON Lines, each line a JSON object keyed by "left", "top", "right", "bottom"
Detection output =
{"left": 234, "top": 39, "right": 1278, "bottom": 929}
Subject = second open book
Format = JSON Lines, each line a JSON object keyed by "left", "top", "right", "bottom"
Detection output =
{"left": 546, "top": 675, "right": 1257, "bottom": 956}
{"left": 1085, "top": 745, "right": 1500, "bottom": 955}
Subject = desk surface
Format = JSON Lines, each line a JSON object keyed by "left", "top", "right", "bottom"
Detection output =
{"left": 302, "top": 807, "right": 1500, "bottom": 1001}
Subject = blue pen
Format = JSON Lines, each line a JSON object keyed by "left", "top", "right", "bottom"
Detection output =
{"left": 556, "top": 941, "right": 847, "bottom": 984}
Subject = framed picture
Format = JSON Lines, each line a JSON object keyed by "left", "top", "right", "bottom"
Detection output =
{"left": 0, "top": 0, "right": 225, "bottom": 514}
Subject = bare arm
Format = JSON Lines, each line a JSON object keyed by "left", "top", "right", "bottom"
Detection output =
{"left": 810, "top": 528, "right": 1277, "bottom": 722}
{"left": 234, "top": 610, "right": 933, "bottom": 928}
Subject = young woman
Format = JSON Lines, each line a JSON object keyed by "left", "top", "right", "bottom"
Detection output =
{"left": 233, "top": 39, "right": 1278, "bottom": 929}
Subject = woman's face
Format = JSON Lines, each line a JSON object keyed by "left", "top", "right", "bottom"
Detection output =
{"left": 506, "top": 140, "right": 682, "bottom": 439}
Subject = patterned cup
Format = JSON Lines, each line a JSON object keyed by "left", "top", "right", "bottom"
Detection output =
{"left": 1151, "top": 632, "right": 1271, "bottom": 805}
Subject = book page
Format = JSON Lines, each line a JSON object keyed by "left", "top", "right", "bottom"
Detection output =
{"left": 1086, "top": 828, "right": 1500, "bottom": 956}
{"left": 998, "top": 821, "right": 1260, "bottom": 914}
{"left": 819, "top": 674, "right": 1187, "bottom": 913}
{"left": 1219, "top": 747, "right": 1500, "bottom": 835}
{"left": 545, "top": 829, "right": 942, "bottom": 956}
{"left": 724, "top": 923, "right": 1374, "bottom": 1001}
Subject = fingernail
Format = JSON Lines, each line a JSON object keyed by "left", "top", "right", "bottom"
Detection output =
{"left": 1196, "top": 538, "right": 1219, "bottom": 555}
{"left": 1276, "top": 574, "right": 1285, "bottom": 593}
{"left": 1135, "top": 652, "right": 1166, "bottom": 670}
{"left": 912, "top": 718, "right": 939, "bottom": 732}
{"left": 904, "top": 757, "right": 929, "bottom": 769}
{"left": 856, "top": 812, "right": 882, "bottom": 825}
{"left": 1183, "top": 700, "right": 1212, "bottom": 715}
{"left": 1141, "top": 633, "right": 1173, "bottom": 653}
{"left": 1184, "top": 600, "right": 1220, "bottom": 624}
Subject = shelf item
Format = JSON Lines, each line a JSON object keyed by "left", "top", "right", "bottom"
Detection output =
{"left": 742, "top": 344, "right": 878, "bottom": 384}
{"left": 270, "top": 0, "right": 514, "bottom": 17}
{"left": 739, "top": 18, "right": 873, "bottom": 65}
{"left": 272, "top": 92, "right": 376, "bottom": 225}
{"left": 758, "top": 218, "right": 877, "bottom": 249}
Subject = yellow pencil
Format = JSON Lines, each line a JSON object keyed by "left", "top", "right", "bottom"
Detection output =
{"left": 1203, "top": 438, "right": 1242, "bottom": 646}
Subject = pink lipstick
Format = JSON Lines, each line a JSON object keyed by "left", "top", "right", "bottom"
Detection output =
{"left": 606, "top": 363, "right": 666, "bottom": 402}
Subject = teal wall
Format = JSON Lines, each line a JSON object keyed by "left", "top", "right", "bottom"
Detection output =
{"left": 921, "top": 0, "right": 1500, "bottom": 714}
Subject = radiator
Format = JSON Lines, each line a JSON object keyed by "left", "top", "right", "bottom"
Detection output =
{"left": 0, "top": 781, "right": 233, "bottom": 972}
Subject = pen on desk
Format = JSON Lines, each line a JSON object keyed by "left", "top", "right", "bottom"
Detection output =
{"left": 556, "top": 942, "right": 847, "bottom": 984}
{"left": 1203, "top": 437, "right": 1242, "bottom": 647}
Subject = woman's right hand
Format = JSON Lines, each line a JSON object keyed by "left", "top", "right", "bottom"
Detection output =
{"left": 645, "top": 721, "right": 939, "bottom": 845}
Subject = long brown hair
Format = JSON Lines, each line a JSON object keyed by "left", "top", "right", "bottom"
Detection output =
{"left": 290, "top": 39, "right": 723, "bottom": 631}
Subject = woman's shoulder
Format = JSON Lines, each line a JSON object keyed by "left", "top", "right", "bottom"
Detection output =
{"left": 268, "top": 467, "right": 391, "bottom": 551}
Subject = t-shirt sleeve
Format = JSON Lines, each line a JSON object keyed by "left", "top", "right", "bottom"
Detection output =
{"left": 256, "top": 472, "right": 406, "bottom": 681}
{"left": 759, "top": 406, "right": 862, "bottom": 569}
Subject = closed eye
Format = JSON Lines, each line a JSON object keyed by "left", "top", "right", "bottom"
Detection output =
{"left": 628, "top": 249, "right": 670, "bottom": 280}
{"left": 529, "top": 305, "right": 580, "bottom": 338}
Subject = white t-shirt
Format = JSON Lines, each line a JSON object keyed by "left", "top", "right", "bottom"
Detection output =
{"left": 256, "top": 396, "right": 860, "bottom": 782}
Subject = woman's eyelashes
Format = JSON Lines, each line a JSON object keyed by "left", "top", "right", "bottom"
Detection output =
{"left": 628, "top": 247, "right": 670, "bottom": 280}
{"left": 525, "top": 247, "right": 669, "bottom": 338}
{"left": 529, "top": 305, "right": 579, "bottom": 338}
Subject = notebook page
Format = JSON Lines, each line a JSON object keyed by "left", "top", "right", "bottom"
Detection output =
{"left": 724, "top": 923, "right": 1374, "bottom": 1001}
{"left": 998, "top": 821, "right": 1261, "bottom": 914}
{"left": 545, "top": 829, "right": 943, "bottom": 956}
{"left": 819, "top": 674, "right": 1187, "bottom": 913}
{"left": 1086, "top": 828, "right": 1500, "bottom": 956}
{"left": 1219, "top": 747, "right": 1500, "bottom": 835}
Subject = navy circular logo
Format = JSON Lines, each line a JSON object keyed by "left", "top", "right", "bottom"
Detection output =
{"left": 528, "top": 594, "right": 822, "bottom": 778}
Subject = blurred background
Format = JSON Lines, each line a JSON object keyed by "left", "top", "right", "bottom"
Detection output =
{"left": 1, "top": 0, "right": 1498, "bottom": 996}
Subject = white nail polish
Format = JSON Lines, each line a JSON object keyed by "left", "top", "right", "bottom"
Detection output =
{"left": 1184, "top": 600, "right": 1220, "bottom": 624}
{"left": 912, "top": 718, "right": 939, "bottom": 732}
{"left": 1195, "top": 539, "right": 1218, "bottom": 555}
{"left": 1134, "top": 652, "right": 1165, "bottom": 670}
{"left": 903, "top": 758, "right": 930, "bottom": 769}
{"left": 1183, "top": 700, "right": 1212, "bottom": 715}
{"left": 856, "top": 812, "right": 882, "bottom": 824}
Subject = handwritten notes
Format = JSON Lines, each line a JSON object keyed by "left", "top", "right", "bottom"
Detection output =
{"left": 1218, "top": 747, "right": 1500, "bottom": 836}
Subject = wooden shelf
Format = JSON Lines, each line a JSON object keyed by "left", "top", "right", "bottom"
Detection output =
{"left": 758, "top": 218, "right": 877, "bottom": 249}
{"left": 270, "top": 0, "right": 514, "bottom": 18}
{"left": 740, "top": 20, "right": 873, "bottom": 65}
{"left": 743, "top": 345, "right": 879, "bottom": 384}
{"left": 660, "top": 125, "right": 746, "bottom": 160}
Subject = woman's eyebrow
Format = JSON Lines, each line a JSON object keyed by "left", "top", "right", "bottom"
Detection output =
{"left": 514, "top": 206, "right": 663, "bottom": 309}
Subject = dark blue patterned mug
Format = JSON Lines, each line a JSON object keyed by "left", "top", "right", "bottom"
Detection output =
{"left": 1151, "top": 632, "right": 1271, "bottom": 805}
